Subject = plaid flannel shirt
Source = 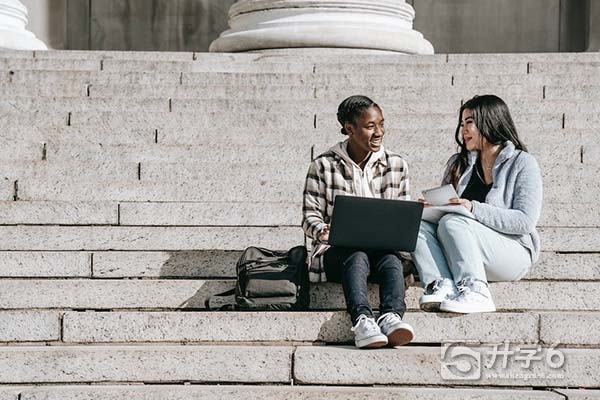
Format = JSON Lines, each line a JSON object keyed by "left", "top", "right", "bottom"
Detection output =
{"left": 302, "top": 143, "right": 410, "bottom": 282}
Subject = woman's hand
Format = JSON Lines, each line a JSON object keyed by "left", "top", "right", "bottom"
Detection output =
{"left": 447, "top": 197, "right": 473, "bottom": 212}
{"left": 318, "top": 224, "right": 331, "bottom": 243}
{"left": 418, "top": 198, "right": 432, "bottom": 208}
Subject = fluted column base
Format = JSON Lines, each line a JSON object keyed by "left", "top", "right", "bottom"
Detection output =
{"left": 0, "top": 0, "right": 47, "bottom": 51}
{"left": 210, "top": 0, "right": 434, "bottom": 55}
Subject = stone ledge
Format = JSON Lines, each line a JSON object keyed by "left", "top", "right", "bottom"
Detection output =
{"left": 0, "top": 311, "right": 60, "bottom": 342}
{"left": 0, "top": 280, "right": 599, "bottom": 312}
{"left": 0, "top": 251, "right": 91, "bottom": 278}
{"left": 541, "top": 312, "right": 600, "bottom": 346}
{"left": 0, "top": 226, "right": 303, "bottom": 251}
{"left": 0, "top": 59, "right": 100, "bottom": 71}
{"left": 61, "top": 311, "right": 538, "bottom": 344}
{"left": 0, "top": 346, "right": 293, "bottom": 384}
{"left": 554, "top": 389, "right": 600, "bottom": 399}
{"left": 89, "top": 250, "right": 600, "bottom": 281}
{"left": 0, "top": 201, "right": 118, "bottom": 225}
{"left": 14, "top": 385, "right": 567, "bottom": 400}
{"left": 293, "top": 346, "right": 599, "bottom": 387}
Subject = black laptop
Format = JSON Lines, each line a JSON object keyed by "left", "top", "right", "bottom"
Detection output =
{"left": 328, "top": 195, "right": 424, "bottom": 252}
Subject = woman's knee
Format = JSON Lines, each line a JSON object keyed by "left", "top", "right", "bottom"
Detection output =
{"left": 343, "top": 250, "right": 370, "bottom": 269}
{"left": 437, "top": 214, "right": 474, "bottom": 236}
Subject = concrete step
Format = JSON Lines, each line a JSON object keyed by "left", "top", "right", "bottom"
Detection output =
{"left": 0, "top": 251, "right": 91, "bottom": 278}
{"left": 529, "top": 61, "right": 600, "bottom": 75}
{"left": 556, "top": 390, "right": 600, "bottom": 399}
{"left": 0, "top": 250, "right": 600, "bottom": 281}
{"left": 7, "top": 69, "right": 600, "bottom": 90}
{"left": 0, "top": 201, "right": 117, "bottom": 225}
{"left": 313, "top": 62, "right": 528, "bottom": 75}
{"left": 0, "top": 279, "right": 599, "bottom": 311}
{"left": 59, "top": 310, "right": 600, "bottom": 346}
{"left": 12, "top": 162, "right": 598, "bottom": 204}
{"left": 75, "top": 84, "right": 546, "bottom": 101}
{"left": 0, "top": 311, "right": 60, "bottom": 342}
{"left": 13, "top": 49, "right": 599, "bottom": 63}
{"left": 2, "top": 96, "right": 597, "bottom": 116}
{"left": 101, "top": 59, "right": 315, "bottom": 74}
{"left": 4, "top": 70, "right": 455, "bottom": 87}
{"left": 0, "top": 343, "right": 593, "bottom": 387}
{"left": 37, "top": 132, "right": 590, "bottom": 165}
{"left": 60, "top": 311, "right": 538, "bottom": 344}
{"left": 5, "top": 70, "right": 182, "bottom": 86}
{"left": 0, "top": 226, "right": 303, "bottom": 251}
{"left": 447, "top": 52, "right": 600, "bottom": 63}
{"left": 293, "top": 345, "right": 595, "bottom": 388}
{"left": 2, "top": 50, "right": 193, "bottom": 61}
{"left": 0, "top": 345, "right": 292, "bottom": 384}
{"left": 0, "top": 249, "right": 597, "bottom": 281}
{"left": 86, "top": 250, "right": 600, "bottom": 281}
{"left": 546, "top": 85, "right": 600, "bottom": 100}
{"left": 1, "top": 161, "right": 137, "bottom": 182}
{"left": 0, "top": 179, "right": 14, "bottom": 201}
{"left": 0, "top": 58, "right": 100, "bottom": 71}
{"left": 0, "top": 385, "right": 573, "bottom": 400}
{"left": 44, "top": 143, "right": 314, "bottom": 163}
{"left": 7, "top": 176, "right": 586, "bottom": 204}
{"left": 115, "top": 201, "right": 595, "bottom": 229}
{"left": 454, "top": 73, "right": 600, "bottom": 86}
{"left": 0, "top": 110, "right": 67, "bottom": 128}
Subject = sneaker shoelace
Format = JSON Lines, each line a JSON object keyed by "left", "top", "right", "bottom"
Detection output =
{"left": 426, "top": 278, "right": 443, "bottom": 294}
{"left": 351, "top": 315, "right": 378, "bottom": 334}
{"left": 378, "top": 313, "right": 397, "bottom": 329}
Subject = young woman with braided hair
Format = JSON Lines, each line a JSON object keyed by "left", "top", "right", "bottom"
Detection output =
{"left": 302, "top": 95, "right": 414, "bottom": 349}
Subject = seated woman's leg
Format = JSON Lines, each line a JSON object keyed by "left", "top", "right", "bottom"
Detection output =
{"left": 368, "top": 251, "right": 414, "bottom": 346}
{"left": 324, "top": 247, "right": 388, "bottom": 349}
{"left": 324, "top": 247, "right": 373, "bottom": 324}
{"left": 437, "top": 214, "right": 531, "bottom": 282}
{"left": 436, "top": 214, "right": 531, "bottom": 313}
{"left": 369, "top": 252, "right": 406, "bottom": 317}
{"left": 412, "top": 221, "right": 454, "bottom": 285}
{"left": 411, "top": 221, "right": 458, "bottom": 311}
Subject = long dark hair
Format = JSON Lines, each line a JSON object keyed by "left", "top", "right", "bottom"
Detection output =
{"left": 336, "top": 95, "right": 381, "bottom": 135}
{"left": 445, "top": 95, "right": 528, "bottom": 187}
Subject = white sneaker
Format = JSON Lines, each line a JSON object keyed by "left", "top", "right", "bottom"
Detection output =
{"left": 377, "top": 312, "right": 414, "bottom": 346}
{"left": 419, "top": 278, "right": 459, "bottom": 312}
{"left": 351, "top": 314, "right": 388, "bottom": 349}
{"left": 440, "top": 278, "right": 496, "bottom": 313}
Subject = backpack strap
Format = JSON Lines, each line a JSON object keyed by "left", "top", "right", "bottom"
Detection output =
{"left": 204, "top": 289, "right": 236, "bottom": 311}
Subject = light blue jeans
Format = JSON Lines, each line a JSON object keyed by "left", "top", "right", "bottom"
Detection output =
{"left": 412, "top": 214, "right": 531, "bottom": 287}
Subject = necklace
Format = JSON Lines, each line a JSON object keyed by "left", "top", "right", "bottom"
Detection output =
{"left": 475, "top": 159, "right": 493, "bottom": 185}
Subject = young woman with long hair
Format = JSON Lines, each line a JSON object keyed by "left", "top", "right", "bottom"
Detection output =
{"left": 412, "top": 94, "right": 543, "bottom": 314}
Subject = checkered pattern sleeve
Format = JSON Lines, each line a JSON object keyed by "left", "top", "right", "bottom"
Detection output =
{"left": 302, "top": 160, "right": 327, "bottom": 240}
{"left": 397, "top": 158, "right": 410, "bottom": 200}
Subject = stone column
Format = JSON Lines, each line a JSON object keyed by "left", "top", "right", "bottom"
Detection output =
{"left": 0, "top": 0, "right": 47, "bottom": 50}
{"left": 210, "top": 0, "right": 434, "bottom": 54}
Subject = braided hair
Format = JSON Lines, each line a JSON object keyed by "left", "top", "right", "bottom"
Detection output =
{"left": 336, "top": 95, "right": 381, "bottom": 135}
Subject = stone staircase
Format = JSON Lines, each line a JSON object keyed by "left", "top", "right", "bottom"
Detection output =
{"left": 0, "top": 49, "right": 599, "bottom": 399}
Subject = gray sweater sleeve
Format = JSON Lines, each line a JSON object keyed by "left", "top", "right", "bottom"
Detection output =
{"left": 471, "top": 154, "right": 543, "bottom": 235}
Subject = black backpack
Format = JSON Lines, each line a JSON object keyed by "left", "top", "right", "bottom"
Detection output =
{"left": 206, "top": 245, "right": 309, "bottom": 311}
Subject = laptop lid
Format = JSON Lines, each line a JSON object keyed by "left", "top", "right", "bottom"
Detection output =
{"left": 328, "top": 195, "right": 424, "bottom": 252}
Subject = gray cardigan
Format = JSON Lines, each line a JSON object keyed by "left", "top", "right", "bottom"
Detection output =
{"left": 444, "top": 141, "right": 543, "bottom": 263}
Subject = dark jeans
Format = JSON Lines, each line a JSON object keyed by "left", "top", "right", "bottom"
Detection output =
{"left": 324, "top": 247, "right": 407, "bottom": 325}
